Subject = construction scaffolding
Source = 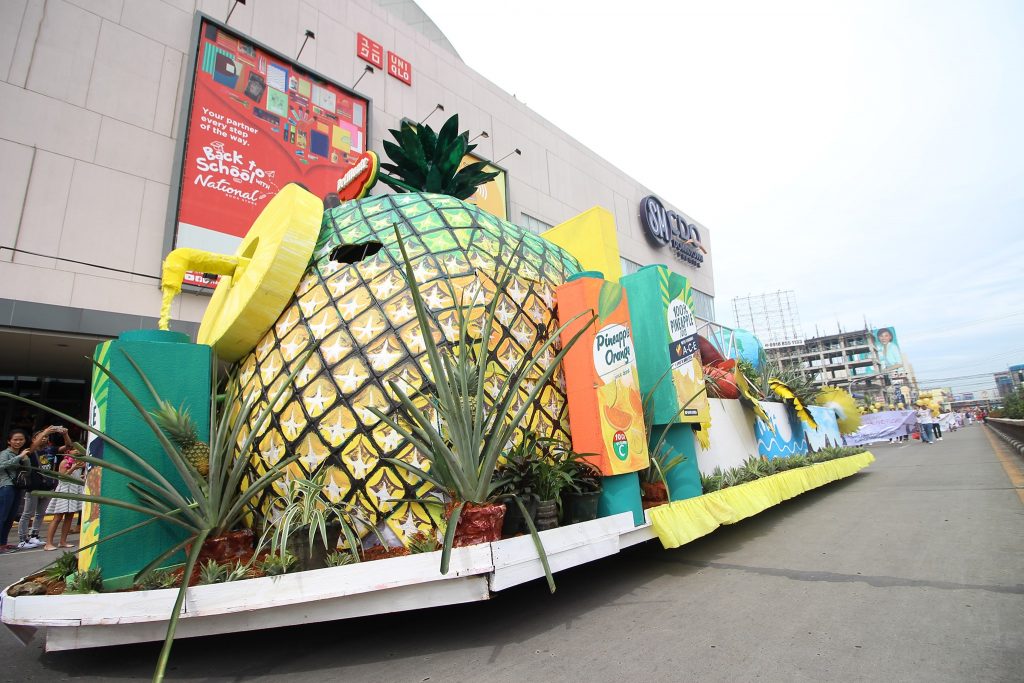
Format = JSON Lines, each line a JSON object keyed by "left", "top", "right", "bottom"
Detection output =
{"left": 731, "top": 290, "right": 805, "bottom": 350}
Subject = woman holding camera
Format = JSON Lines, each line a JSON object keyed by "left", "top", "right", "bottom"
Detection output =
{"left": 17, "top": 426, "right": 68, "bottom": 548}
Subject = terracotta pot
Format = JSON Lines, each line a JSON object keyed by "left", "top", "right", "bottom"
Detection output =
{"left": 193, "top": 528, "right": 255, "bottom": 565}
{"left": 641, "top": 482, "right": 668, "bottom": 510}
{"left": 534, "top": 499, "right": 558, "bottom": 531}
{"left": 451, "top": 501, "right": 506, "bottom": 547}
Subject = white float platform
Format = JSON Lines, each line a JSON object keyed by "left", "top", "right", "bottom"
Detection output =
{"left": 2, "top": 512, "right": 658, "bottom": 651}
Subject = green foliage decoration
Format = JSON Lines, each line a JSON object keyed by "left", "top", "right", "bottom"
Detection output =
{"left": 378, "top": 114, "right": 500, "bottom": 199}
{"left": 45, "top": 552, "right": 79, "bottom": 582}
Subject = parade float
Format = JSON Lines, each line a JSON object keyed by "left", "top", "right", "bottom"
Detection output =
{"left": 0, "top": 115, "right": 874, "bottom": 681}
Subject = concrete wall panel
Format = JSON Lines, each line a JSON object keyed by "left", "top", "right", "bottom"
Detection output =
{"left": 24, "top": 0, "right": 100, "bottom": 106}
{"left": 87, "top": 20, "right": 165, "bottom": 129}
{"left": 0, "top": 140, "right": 34, "bottom": 256}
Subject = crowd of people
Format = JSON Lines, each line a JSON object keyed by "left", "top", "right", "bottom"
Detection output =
{"left": 887, "top": 407, "right": 988, "bottom": 444}
{"left": 0, "top": 425, "right": 85, "bottom": 553}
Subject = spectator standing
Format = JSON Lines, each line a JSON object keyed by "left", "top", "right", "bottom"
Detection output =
{"left": 916, "top": 406, "right": 935, "bottom": 444}
{"left": 44, "top": 453, "right": 84, "bottom": 551}
{"left": 0, "top": 430, "right": 32, "bottom": 550}
{"left": 17, "top": 426, "right": 67, "bottom": 548}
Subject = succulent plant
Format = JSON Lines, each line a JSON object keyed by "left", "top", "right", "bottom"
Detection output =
{"left": 325, "top": 551, "right": 355, "bottom": 567}
{"left": 198, "top": 559, "right": 227, "bottom": 585}
{"left": 45, "top": 552, "right": 79, "bottom": 582}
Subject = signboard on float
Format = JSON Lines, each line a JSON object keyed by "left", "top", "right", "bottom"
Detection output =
{"left": 167, "top": 14, "right": 372, "bottom": 289}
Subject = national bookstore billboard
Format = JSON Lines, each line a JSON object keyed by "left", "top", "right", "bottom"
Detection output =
{"left": 170, "top": 15, "right": 371, "bottom": 288}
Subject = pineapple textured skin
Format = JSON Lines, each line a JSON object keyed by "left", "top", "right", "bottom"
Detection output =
{"left": 236, "top": 193, "right": 581, "bottom": 545}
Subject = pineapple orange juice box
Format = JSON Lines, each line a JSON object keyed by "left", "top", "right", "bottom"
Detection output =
{"left": 667, "top": 295, "right": 710, "bottom": 422}
{"left": 556, "top": 276, "right": 649, "bottom": 475}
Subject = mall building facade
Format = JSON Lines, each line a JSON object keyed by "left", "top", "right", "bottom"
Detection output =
{"left": 0, "top": 0, "right": 716, "bottom": 432}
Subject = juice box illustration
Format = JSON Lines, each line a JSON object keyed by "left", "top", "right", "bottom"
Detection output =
{"left": 621, "top": 265, "right": 710, "bottom": 425}
{"left": 556, "top": 275, "right": 649, "bottom": 475}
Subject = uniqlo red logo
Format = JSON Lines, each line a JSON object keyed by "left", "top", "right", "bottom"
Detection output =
{"left": 356, "top": 33, "right": 383, "bottom": 69}
{"left": 387, "top": 51, "right": 412, "bottom": 85}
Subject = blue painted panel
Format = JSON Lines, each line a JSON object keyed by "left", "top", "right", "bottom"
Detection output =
{"left": 755, "top": 401, "right": 808, "bottom": 458}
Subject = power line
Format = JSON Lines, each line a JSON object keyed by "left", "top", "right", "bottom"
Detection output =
{"left": 0, "top": 246, "right": 162, "bottom": 281}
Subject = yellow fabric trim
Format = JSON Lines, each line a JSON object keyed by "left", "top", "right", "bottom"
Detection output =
{"left": 649, "top": 452, "right": 875, "bottom": 549}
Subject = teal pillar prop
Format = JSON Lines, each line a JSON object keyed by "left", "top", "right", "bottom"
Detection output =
{"left": 598, "top": 471, "right": 644, "bottom": 526}
{"left": 652, "top": 423, "right": 703, "bottom": 501}
{"left": 82, "top": 330, "right": 211, "bottom": 587}
{"left": 621, "top": 265, "right": 680, "bottom": 424}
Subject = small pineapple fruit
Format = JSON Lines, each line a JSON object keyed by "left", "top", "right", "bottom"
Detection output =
{"left": 152, "top": 401, "right": 211, "bottom": 477}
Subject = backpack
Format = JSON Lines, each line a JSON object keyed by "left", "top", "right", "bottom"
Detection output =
{"left": 14, "top": 451, "right": 58, "bottom": 492}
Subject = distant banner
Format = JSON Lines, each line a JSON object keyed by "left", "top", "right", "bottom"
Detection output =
{"left": 172, "top": 16, "right": 370, "bottom": 288}
{"left": 844, "top": 410, "right": 917, "bottom": 445}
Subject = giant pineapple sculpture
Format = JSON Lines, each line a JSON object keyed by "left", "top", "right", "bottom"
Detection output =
{"left": 234, "top": 117, "right": 581, "bottom": 546}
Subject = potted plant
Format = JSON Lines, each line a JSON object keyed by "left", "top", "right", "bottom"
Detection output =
{"left": 560, "top": 453, "right": 603, "bottom": 525}
{"left": 529, "top": 452, "right": 576, "bottom": 531}
{"left": 372, "top": 227, "right": 596, "bottom": 592}
{"left": 494, "top": 430, "right": 544, "bottom": 537}
{"left": 257, "top": 467, "right": 380, "bottom": 572}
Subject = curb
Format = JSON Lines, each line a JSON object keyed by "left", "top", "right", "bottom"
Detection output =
{"left": 987, "top": 423, "right": 1024, "bottom": 458}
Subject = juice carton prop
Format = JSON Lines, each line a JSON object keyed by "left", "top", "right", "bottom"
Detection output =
{"left": 621, "top": 265, "right": 709, "bottom": 425}
{"left": 556, "top": 274, "right": 648, "bottom": 524}
{"left": 621, "top": 265, "right": 709, "bottom": 501}
{"left": 80, "top": 330, "right": 212, "bottom": 585}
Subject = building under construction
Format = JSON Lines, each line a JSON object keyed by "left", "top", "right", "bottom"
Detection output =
{"left": 732, "top": 292, "right": 918, "bottom": 405}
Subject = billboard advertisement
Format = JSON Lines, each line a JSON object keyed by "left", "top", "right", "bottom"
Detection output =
{"left": 170, "top": 16, "right": 371, "bottom": 287}
{"left": 871, "top": 326, "right": 903, "bottom": 368}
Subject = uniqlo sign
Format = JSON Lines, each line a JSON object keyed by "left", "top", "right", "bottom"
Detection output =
{"left": 387, "top": 51, "right": 412, "bottom": 85}
{"left": 356, "top": 33, "right": 383, "bottom": 69}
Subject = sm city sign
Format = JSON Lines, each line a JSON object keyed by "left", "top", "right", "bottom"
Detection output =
{"left": 639, "top": 195, "right": 705, "bottom": 268}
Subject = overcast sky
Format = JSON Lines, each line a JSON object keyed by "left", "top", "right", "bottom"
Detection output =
{"left": 415, "top": 0, "right": 1023, "bottom": 397}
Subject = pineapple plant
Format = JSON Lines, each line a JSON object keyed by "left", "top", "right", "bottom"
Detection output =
{"left": 151, "top": 401, "right": 210, "bottom": 477}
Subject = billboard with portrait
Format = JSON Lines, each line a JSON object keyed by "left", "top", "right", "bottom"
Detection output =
{"left": 872, "top": 327, "right": 903, "bottom": 368}
{"left": 169, "top": 15, "right": 371, "bottom": 288}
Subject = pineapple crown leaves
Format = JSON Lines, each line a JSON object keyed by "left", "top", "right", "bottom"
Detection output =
{"left": 379, "top": 114, "right": 500, "bottom": 200}
{"left": 151, "top": 400, "right": 199, "bottom": 443}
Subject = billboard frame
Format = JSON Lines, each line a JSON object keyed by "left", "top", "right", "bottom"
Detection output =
{"left": 163, "top": 12, "right": 373, "bottom": 289}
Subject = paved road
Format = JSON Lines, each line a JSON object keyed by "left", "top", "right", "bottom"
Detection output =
{"left": 1, "top": 424, "right": 1021, "bottom": 682}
